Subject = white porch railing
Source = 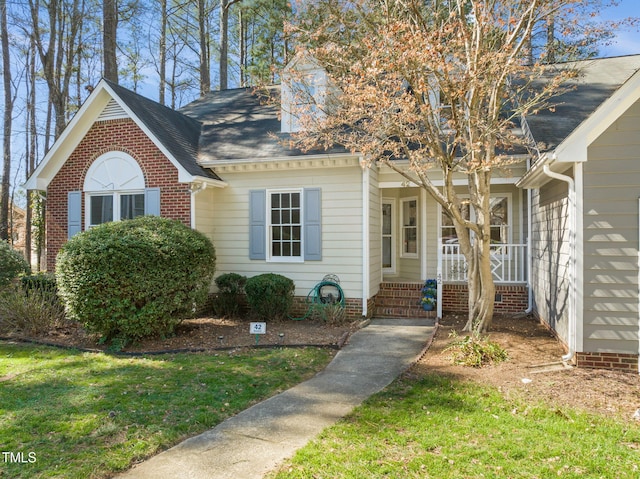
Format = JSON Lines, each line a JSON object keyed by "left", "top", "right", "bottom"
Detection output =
{"left": 440, "top": 243, "right": 528, "bottom": 283}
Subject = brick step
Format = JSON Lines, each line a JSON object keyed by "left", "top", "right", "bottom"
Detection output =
{"left": 374, "top": 282, "right": 436, "bottom": 318}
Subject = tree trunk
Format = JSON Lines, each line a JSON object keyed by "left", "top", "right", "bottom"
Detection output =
{"left": 1, "top": 0, "right": 12, "bottom": 242}
{"left": 103, "top": 0, "right": 118, "bottom": 83}
{"left": 198, "top": 0, "right": 210, "bottom": 94}
{"left": 219, "top": 0, "right": 228, "bottom": 91}
{"left": 159, "top": 0, "right": 167, "bottom": 104}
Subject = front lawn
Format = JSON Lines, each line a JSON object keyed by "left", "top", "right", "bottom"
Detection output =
{"left": 270, "top": 373, "right": 640, "bottom": 478}
{"left": 0, "top": 342, "right": 334, "bottom": 478}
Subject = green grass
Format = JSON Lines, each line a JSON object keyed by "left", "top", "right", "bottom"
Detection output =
{"left": 0, "top": 341, "right": 334, "bottom": 478}
{"left": 271, "top": 374, "right": 640, "bottom": 479}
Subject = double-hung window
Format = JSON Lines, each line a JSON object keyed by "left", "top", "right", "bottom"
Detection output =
{"left": 269, "top": 190, "right": 302, "bottom": 260}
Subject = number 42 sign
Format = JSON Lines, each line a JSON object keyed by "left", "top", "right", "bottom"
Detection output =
{"left": 250, "top": 322, "right": 266, "bottom": 344}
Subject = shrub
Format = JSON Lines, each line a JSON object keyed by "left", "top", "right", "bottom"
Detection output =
{"left": 0, "top": 241, "right": 30, "bottom": 288}
{"left": 214, "top": 273, "right": 247, "bottom": 318}
{"left": 0, "top": 285, "right": 65, "bottom": 335}
{"left": 56, "top": 216, "right": 216, "bottom": 344}
{"left": 444, "top": 331, "right": 508, "bottom": 368}
{"left": 21, "top": 273, "right": 58, "bottom": 300}
{"left": 244, "top": 273, "right": 294, "bottom": 321}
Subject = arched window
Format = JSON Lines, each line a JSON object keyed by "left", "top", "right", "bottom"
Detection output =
{"left": 83, "top": 152, "right": 148, "bottom": 227}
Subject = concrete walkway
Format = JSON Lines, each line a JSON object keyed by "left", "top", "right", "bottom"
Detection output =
{"left": 115, "top": 318, "right": 436, "bottom": 479}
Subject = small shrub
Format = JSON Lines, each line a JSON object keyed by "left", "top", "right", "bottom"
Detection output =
{"left": 0, "top": 285, "right": 65, "bottom": 335}
{"left": 56, "top": 216, "right": 216, "bottom": 343}
{"left": 310, "top": 302, "right": 347, "bottom": 325}
{"left": 244, "top": 273, "right": 294, "bottom": 321}
{"left": 214, "top": 273, "right": 247, "bottom": 318}
{"left": 0, "top": 241, "right": 30, "bottom": 288}
{"left": 21, "top": 273, "right": 58, "bottom": 301}
{"left": 444, "top": 331, "right": 508, "bottom": 367}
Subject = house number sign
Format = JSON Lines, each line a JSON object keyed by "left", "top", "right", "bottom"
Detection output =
{"left": 250, "top": 322, "right": 267, "bottom": 345}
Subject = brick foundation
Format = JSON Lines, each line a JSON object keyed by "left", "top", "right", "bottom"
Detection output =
{"left": 575, "top": 352, "right": 638, "bottom": 373}
{"left": 291, "top": 296, "right": 370, "bottom": 321}
{"left": 442, "top": 283, "right": 528, "bottom": 314}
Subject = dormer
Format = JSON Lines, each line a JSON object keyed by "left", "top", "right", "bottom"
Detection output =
{"left": 281, "top": 53, "right": 329, "bottom": 133}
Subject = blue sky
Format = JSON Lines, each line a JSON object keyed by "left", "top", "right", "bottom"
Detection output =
{"left": 598, "top": 0, "right": 640, "bottom": 56}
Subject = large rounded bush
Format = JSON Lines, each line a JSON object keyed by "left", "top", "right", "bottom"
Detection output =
{"left": 0, "top": 241, "right": 30, "bottom": 288}
{"left": 56, "top": 216, "right": 216, "bottom": 342}
{"left": 244, "top": 273, "right": 294, "bottom": 321}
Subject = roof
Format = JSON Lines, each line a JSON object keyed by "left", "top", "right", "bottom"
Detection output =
{"left": 179, "top": 86, "right": 347, "bottom": 163}
{"left": 526, "top": 55, "right": 640, "bottom": 153}
{"left": 103, "top": 80, "right": 221, "bottom": 181}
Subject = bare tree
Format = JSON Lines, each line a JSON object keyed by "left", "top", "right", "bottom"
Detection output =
{"left": 289, "top": 0, "right": 619, "bottom": 333}
{"left": 1, "top": 0, "right": 12, "bottom": 242}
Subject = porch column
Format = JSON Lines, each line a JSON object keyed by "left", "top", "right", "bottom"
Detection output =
{"left": 420, "top": 188, "right": 427, "bottom": 280}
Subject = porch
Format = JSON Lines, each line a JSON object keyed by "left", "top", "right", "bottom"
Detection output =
{"left": 375, "top": 243, "right": 529, "bottom": 318}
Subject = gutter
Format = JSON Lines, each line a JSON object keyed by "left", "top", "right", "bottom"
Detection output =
{"left": 541, "top": 163, "right": 577, "bottom": 363}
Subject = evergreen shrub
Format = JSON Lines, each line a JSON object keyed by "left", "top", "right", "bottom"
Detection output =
{"left": 56, "top": 216, "right": 216, "bottom": 343}
{"left": 214, "top": 273, "right": 247, "bottom": 318}
{"left": 244, "top": 273, "right": 294, "bottom": 321}
{"left": 0, "top": 241, "right": 30, "bottom": 288}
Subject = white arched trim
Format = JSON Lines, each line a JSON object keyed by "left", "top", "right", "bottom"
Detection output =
{"left": 84, "top": 151, "right": 145, "bottom": 192}
{"left": 81, "top": 151, "right": 158, "bottom": 228}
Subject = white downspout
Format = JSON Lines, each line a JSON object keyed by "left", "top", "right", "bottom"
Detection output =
{"left": 524, "top": 158, "right": 533, "bottom": 313}
{"left": 542, "top": 164, "right": 576, "bottom": 362}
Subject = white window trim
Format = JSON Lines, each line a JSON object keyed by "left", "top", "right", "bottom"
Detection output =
{"left": 266, "top": 188, "right": 304, "bottom": 263}
{"left": 400, "top": 196, "right": 419, "bottom": 259}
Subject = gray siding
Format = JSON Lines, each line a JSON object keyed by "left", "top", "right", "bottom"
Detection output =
{"left": 531, "top": 177, "right": 571, "bottom": 344}
{"left": 582, "top": 99, "right": 640, "bottom": 354}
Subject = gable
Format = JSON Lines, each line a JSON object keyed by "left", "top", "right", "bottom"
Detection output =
{"left": 25, "top": 79, "right": 224, "bottom": 192}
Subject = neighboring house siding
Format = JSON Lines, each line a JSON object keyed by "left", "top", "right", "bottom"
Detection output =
{"left": 46, "top": 118, "right": 191, "bottom": 271}
{"left": 210, "top": 165, "right": 364, "bottom": 299}
{"left": 531, "top": 176, "right": 571, "bottom": 345}
{"left": 582, "top": 99, "right": 640, "bottom": 355}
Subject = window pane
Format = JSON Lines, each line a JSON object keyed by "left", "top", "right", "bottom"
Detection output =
{"left": 271, "top": 210, "right": 280, "bottom": 224}
{"left": 402, "top": 200, "right": 416, "bottom": 226}
{"left": 90, "top": 195, "right": 113, "bottom": 225}
{"left": 291, "top": 193, "right": 300, "bottom": 208}
{"left": 272, "top": 193, "right": 280, "bottom": 208}
{"left": 404, "top": 227, "right": 417, "bottom": 254}
{"left": 272, "top": 226, "right": 281, "bottom": 240}
{"left": 272, "top": 243, "right": 281, "bottom": 256}
{"left": 292, "top": 242, "right": 301, "bottom": 256}
{"left": 282, "top": 242, "right": 291, "bottom": 256}
{"left": 292, "top": 226, "right": 301, "bottom": 241}
{"left": 282, "top": 194, "right": 290, "bottom": 208}
{"left": 382, "top": 204, "right": 392, "bottom": 235}
{"left": 121, "top": 194, "right": 145, "bottom": 220}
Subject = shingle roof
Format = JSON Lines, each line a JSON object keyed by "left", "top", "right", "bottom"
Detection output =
{"left": 103, "top": 79, "right": 222, "bottom": 181}
{"left": 178, "top": 86, "right": 347, "bottom": 162}
{"left": 525, "top": 55, "right": 640, "bottom": 153}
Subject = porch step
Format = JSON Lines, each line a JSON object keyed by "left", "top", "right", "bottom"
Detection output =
{"left": 374, "top": 282, "right": 436, "bottom": 319}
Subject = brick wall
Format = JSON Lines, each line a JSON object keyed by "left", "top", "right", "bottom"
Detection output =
{"left": 46, "top": 118, "right": 191, "bottom": 271}
{"left": 442, "top": 283, "right": 529, "bottom": 314}
{"left": 575, "top": 352, "right": 638, "bottom": 372}
{"left": 290, "top": 296, "right": 368, "bottom": 321}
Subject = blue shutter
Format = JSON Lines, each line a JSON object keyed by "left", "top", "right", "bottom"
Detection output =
{"left": 249, "top": 190, "right": 266, "bottom": 260}
{"left": 144, "top": 188, "right": 161, "bottom": 216}
{"left": 67, "top": 191, "right": 82, "bottom": 239}
{"left": 304, "top": 188, "right": 322, "bottom": 261}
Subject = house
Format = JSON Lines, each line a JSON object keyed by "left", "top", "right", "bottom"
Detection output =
{"left": 24, "top": 54, "right": 640, "bottom": 372}
{"left": 519, "top": 54, "right": 640, "bottom": 372}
